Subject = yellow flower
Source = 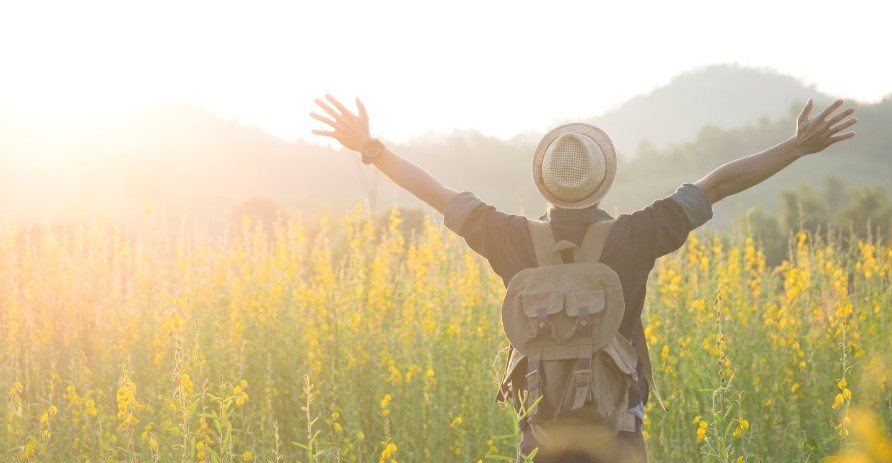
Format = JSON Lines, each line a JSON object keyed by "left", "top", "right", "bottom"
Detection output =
{"left": 833, "top": 394, "right": 845, "bottom": 410}
{"left": 21, "top": 438, "right": 36, "bottom": 458}
{"left": 733, "top": 420, "right": 748, "bottom": 438}
{"left": 85, "top": 399, "right": 98, "bottom": 416}
{"left": 378, "top": 442, "right": 398, "bottom": 463}
{"left": 696, "top": 419, "right": 708, "bottom": 442}
{"left": 182, "top": 373, "right": 195, "bottom": 395}
{"left": 450, "top": 416, "right": 463, "bottom": 428}
{"left": 242, "top": 451, "right": 253, "bottom": 461}
{"left": 8, "top": 381, "right": 23, "bottom": 399}
{"left": 116, "top": 371, "right": 144, "bottom": 432}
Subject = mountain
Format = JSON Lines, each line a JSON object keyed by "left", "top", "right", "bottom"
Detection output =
{"left": 587, "top": 64, "right": 835, "bottom": 156}
{"left": 0, "top": 65, "right": 888, "bottom": 230}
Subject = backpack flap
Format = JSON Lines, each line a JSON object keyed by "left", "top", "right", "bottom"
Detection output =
{"left": 520, "top": 289, "right": 563, "bottom": 345}
{"left": 565, "top": 290, "right": 606, "bottom": 317}
{"left": 562, "top": 290, "right": 605, "bottom": 343}
{"left": 502, "top": 263, "right": 625, "bottom": 359}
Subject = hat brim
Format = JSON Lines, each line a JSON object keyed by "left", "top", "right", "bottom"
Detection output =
{"left": 532, "top": 123, "right": 617, "bottom": 209}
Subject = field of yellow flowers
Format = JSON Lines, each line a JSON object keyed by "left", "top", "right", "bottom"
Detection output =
{"left": 1, "top": 207, "right": 889, "bottom": 462}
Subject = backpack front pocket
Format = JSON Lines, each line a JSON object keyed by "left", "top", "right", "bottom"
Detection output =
{"left": 562, "top": 290, "right": 605, "bottom": 343}
{"left": 521, "top": 289, "right": 564, "bottom": 345}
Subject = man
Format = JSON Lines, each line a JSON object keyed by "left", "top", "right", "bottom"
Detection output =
{"left": 311, "top": 95, "right": 857, "bottom": 462}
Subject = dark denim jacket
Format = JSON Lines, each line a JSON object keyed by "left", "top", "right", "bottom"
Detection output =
{"left": 442, "top": 184, "right": 713, "bottom": 407}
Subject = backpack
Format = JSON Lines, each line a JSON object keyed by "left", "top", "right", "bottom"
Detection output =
{"left": 497, "top": 218, "right": 640, "bottom": 453}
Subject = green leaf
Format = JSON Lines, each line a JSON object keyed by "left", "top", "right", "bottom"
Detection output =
{"left": 483, "top": 455, "right": 514, "bottom": 461}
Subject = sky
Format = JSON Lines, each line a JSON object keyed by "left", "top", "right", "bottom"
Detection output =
{"left": 1, "top": 0, "right": 890, "bottom": 143}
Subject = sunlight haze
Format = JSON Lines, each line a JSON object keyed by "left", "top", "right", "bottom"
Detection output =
{"left": 1, "top": 0, "right": 889, "bottom": 142}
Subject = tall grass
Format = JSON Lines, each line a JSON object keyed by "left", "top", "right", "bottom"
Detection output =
{"left": 0, "top": 207, "right": 889, "bottom": 462}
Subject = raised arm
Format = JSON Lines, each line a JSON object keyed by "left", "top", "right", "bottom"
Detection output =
{"left": 694, "top": 99, "right": 858, "bottom": 205}
{"left": 310, "top": 95, "right": 459, "bottom": 212}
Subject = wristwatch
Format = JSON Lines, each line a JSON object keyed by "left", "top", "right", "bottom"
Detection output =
{"left": 361, "top": 138, "right": 385, "bottom": 165}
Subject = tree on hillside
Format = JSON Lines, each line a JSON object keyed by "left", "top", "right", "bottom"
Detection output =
{"left": 838, "top": 187, "right": 892, "bottom": 239}
{"left": 780, "top": 183, "right": 830, "bottom": 235}
{"left": 741, "top": 207, "right": 787, "bottom": 266}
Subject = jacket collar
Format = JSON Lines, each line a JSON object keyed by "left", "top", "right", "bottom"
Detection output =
{"left": 539, "top": 205, "right": 614, "bottom": 223}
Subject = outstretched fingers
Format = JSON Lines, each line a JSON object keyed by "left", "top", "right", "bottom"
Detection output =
{"left": 829, "top": 117, "right": 859, "bottom": 134}
{"left": 325, "top": 94, "right": 354, "bottom": 118}
{"left": 798, "top": 98, "right": 814, "bottom": 121}
{"left": 315, "top": 98, "right": 342, "bottom": 121}
{"left": 816, "top": 99, "right": 845, "bottom": 121}
{"left": 325, "top": 94, "right": 365, "bottom": 133}
{"left": 829, "top": 131, "right": 857, "bottom": 143}
{"left": 824, "top": 107, "right": 855, "bottom": 127}
{"left": 311, "top": 129, "right": 337, "bottom": 138}
{"left": 356, "top": 97, "right": 369, "bottom": 130}
{"left": 827, "top": 109, "right": 859, "bottom": 145}
{"left": 310, "top": 112, "right": 339, "bottom": 129}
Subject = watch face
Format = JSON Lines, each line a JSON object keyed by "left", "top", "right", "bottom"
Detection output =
{"left": 365, "top": 140, "right": 383, "bottom": 157}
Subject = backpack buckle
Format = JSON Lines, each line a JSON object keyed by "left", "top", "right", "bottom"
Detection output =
{"left": 561, "top": 306, "right": 595, "bottom": 343}
{"left": 577, "top": 306, "right": 593, "bottom": 335}
{"left": 526, "top": 307, "right": 558, "bottom": 344}
{"left": 525, "top": 349, "right": 543, "bottom": 417}
{"left": 536, "top": 307, "right": 548, "bottom": 332}
{"left": 571, "top": 368, "right": 592, "bottom": 410}
{"left": 573, "top": 368, "right": 592, "bottom": 388}
{"left": 524, "top": 370, "right": 543, "bottom": 417}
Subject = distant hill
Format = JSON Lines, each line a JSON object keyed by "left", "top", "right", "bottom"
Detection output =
{"left": 0, "top": 65, "right": 888, "bottom": 230}
{"left": 608, "top": 97, "right": 892, "bottom": 227}
{"left": 587, "top": 64, "right": 835, "bottom": 156}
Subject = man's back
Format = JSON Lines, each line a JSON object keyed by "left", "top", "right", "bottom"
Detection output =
{"left": 442, "top": 184, "right": 712, "bottom": 460}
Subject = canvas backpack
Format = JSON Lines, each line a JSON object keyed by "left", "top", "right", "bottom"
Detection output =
{"left": 497, "top": 218, "right": 640, "bottom": 453}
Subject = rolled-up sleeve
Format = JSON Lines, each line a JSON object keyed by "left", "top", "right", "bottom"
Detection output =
{"left": 443, "top": 191, "right": 480, "bottom": 235}
{"left": 624, "top": 183, "right": 714, "bottom": 261}
{"left": 667, "top": 183, "right": 713, "bottom": 229}
{"left": 441, "top": 191, "right": 529, "bottom": 278}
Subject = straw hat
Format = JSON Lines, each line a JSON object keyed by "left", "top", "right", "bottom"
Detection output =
{"left": 532, "top": 123, "right": 617, "bottom": 209}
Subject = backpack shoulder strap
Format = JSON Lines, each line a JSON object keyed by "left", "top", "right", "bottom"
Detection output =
{"left": 526, "top": 219, "right": 561, "bottom": 267}
{"left": 578, "top": 219, "right": 616, "bottom": 263}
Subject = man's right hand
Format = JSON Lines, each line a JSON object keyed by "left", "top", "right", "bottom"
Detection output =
{"left": 310, "top": 94, "right": 372, "bottom": 153}
{"left": 792, "top": 98, "right": 858, "bottom": 156}
{"left": 694, "top": 98, "right": 859, "bottom": 205}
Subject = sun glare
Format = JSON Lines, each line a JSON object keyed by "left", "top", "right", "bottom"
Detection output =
{"left": 2, "top": 1, "right": 889, "bottom": 143}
